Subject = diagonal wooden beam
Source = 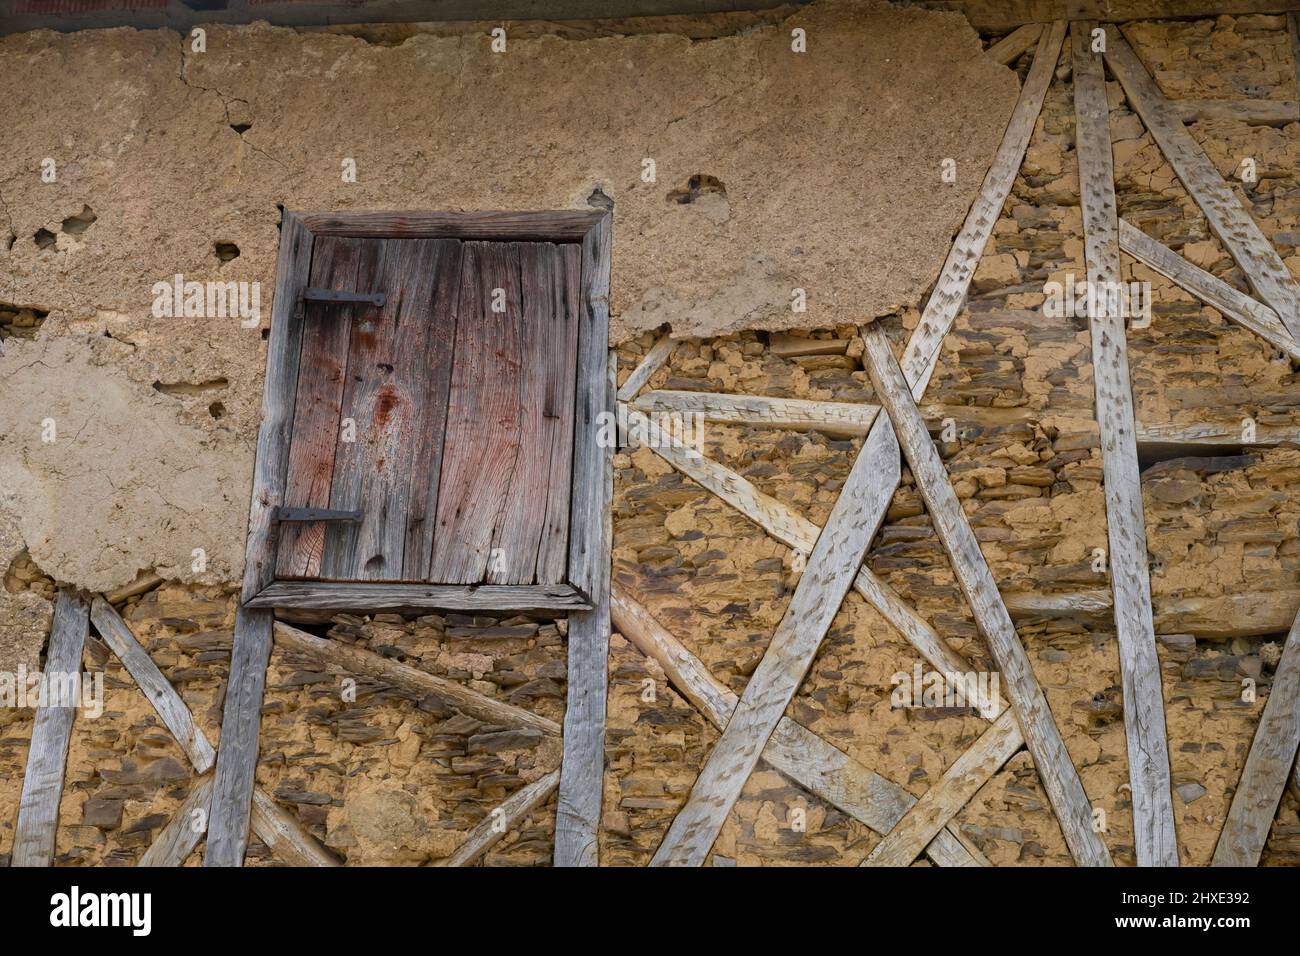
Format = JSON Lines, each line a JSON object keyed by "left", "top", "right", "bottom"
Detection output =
{"left": 649, "top": 397, "right": 902, "bottom": 866}
{"left": 612, "top": 583, "right": 988, "bottom": 866}
{"left": 863, "top": 327, "right": 1112, "bottom": 866}
{"left": 437, "top": 769, "right": 561, "bottom": 867}
{"left": 618, "top": 332, "right": 675, "bottom": 402}
{"left": 1118, "top": 219, "right": 1300, "bottom": 361}
{"left": 249, "top": 787, "right": 341, "bottom": 866}
{"left": 862, "top": 709, "right": 1023, "bottom": 867}
{"left": 1212, "top": 608, "right": 1300, "bottom": 866}
{"left": 1103, "top": 25, "right": 1300, "bottom": 341}
{"left": 272, "top": 620, "right": 560, "bottom": 735}
{"left": 139, "top": 773, "right": 214, "bottom": 867}
{"left": 12, "top": 590, "right": 89, "bottom": 867}
{"left": 986, "top": 23, "right": 1043, "bottom": 65}
{"left": 1073, "top": 20, "right": 1178, "bottom": 867}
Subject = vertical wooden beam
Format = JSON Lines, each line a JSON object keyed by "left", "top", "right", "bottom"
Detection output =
{"left": 205, "top": 603, "right": 274, "bottom": 867}
{"left": 1073, "top": 20, "right": 1178, "bottom": 867}
{"left": 242, "top": 210, "right": 315, "bottom": 599}
{"left": 1102, "top": 25, "right": 1300, "bottom": 341}
{"left": 555, "top": 212, "right": 614, "bottom": 867}
{"left": 12, "top": 590, "right": 88, "bottom": 866}
{"left": 863, "top": 328, "right": 1112, "bottom": 867}
{"left": 1212, "top": 609, "right": 1300, "bottom": 866}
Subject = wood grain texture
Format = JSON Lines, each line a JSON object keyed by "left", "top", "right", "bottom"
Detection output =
{"left": 1104, "top": 25, "right": 1300, "bottom": 342}
{"left": 1073, "top": 21, "right": 1178, "bottom": 868}
{"left": 1168, "top": 99, "right": 1299, "bottom": 126}
{"left": 249, "top": 787, "right": 342, "bottom": 866}
{"left": 556, "top": 213, "right": 614, "bottom": 867}
{"left": 300, "top": 209, "right": 604, "bottom": 240}
{"left": 633, "top": 389, "right": 879, "bottom": 436}
{"left": 611, "top": 583, "right": 985, "bottom": 867}
{"left": 139, "top": 773, "right": 214, "bottom": 867}
{"left": 925, "top": 0, "right": 1300, "bottom": 31}
{"left": 90, "top": 597, "right": 216, "bottom": 774}
{"left": 12, "top": 590, "right": 88, "bottom": 867}
{"left": 863, "top": 709, "right": 1023, "bottom": 867}
{"left": 276, "top": 236, "right": 363, "bottom": 577}
{"left": 616, "top": 332, "right": 675, "bottom": 401}
{"left": 1117, "top": 219, "right": 1300, "bottom": 361}
{"left": 437, "top": 769, "right": 561, "bottom": 867}
{"left": 863, "top": 328, "right": 1112, "bottom": 867}
{"left": 242, "top": 211, "right": 314, "bottom": 599}
{"left": 248, "top": 581, "right": 588, "bottom": 613}
{"left": 1212, "top": 608, "right": 1300, "bottom": 866}
{"left": 205, "top": 604, "right": 274, "bottom": 867}
{"left": 272, "top": 620, "right": 561, "bottom": 735}
{"left": 650, "top": 407, "right": 901, "bottom": 866}
{"left": 986, "top": 23, "right": 1042, "bottom": 64}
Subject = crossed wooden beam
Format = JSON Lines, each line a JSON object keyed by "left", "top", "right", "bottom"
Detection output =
{"left": 614, "top": 19, "right": 1300, "bottom": 868}
{"left": 12, "top": 592, "right": 560, "bottom": 867}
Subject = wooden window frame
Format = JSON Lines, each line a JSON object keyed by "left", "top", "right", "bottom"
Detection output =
{"left": 240, "top": 209, "right": 613, "bottom": 615}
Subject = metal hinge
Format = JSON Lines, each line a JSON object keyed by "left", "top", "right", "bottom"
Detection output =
{"left": 271, "top": 507, "right": 363, "bottom": 523}
{"left": 301, "top": 288, "right": 386, "bottom": 308}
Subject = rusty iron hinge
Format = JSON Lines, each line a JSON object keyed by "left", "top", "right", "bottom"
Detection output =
{"left": 271, "top": 506, "right": 363, "bottom": 523}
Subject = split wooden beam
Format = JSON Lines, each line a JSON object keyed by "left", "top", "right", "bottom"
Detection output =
{"left": 1103, "top": 25, "right": 1300, "bottom": 342}
{"left": 1118, "top": 219, "right": 1300, "bottom": 361}
{"left": 986, "top": 23, "right": 1043, "bottom": 65}
{"left": 617, "top": 332, "right": 675, "bottom": 402}
{"left": 437, "top": 769, "right": 562, "bottom": 867}
{"left": 206, "top": 603, "right": 274, "bottom": 867}
{"left": 1073, "top": 21, "right": 1178, "bottom": 868}
{"left": 555, "top": 212, "right": 614, "bottom": 867}
{"left": 1212, "top": 608, "right": 1300, "bottom": 866}
{"left": 272, "top": 620, "right": 561, "bottom": 735}
{"left": 612, "top": 583, "right": 988, "bottom": 866}
{"left": 863, "top": 327, "right": 1112, "bottom": 866}
{"left": 12, "top": 590, "right": 89, "bottom": 867}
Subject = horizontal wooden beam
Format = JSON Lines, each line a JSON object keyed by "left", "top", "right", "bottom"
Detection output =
{"left": 1169, "top": 99, "right": 1300, "bottom": 126}
{"left": 611, "top": 583, "right": 987, "bottom": 866}
{"left": 299, "top": 209, "right": 604, "bottom": 241}
{"left": 633, "top": 389, "right": 878, "bottom": 436}
{"left": 248, "top": 580, "right": 591, "bottom": 613}
{"left": 272, "top": 620, "right": 561, "bottom": 735}
{"left": 985, "top": 23, "right": 1043, "bottom": 64}
{"left": 924, "top": 1, "right": 1300, "bottom": 32}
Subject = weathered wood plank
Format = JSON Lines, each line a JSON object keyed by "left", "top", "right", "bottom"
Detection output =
{"left": 429, "top": 242, "right": 527, "bottom": 583}
{"left": 1168, "top": 98, "right": 1300, "bottom": 126}
{"left": 300, "top": 209, "right": 604, "bottom": 240}
{"left": 1104, "top": 25, "right": 1300, "bottom": 342}
{"left": 863, "top": 327, "right": 1112, "bottom": 867}
{"left": 863, "top": 709, "right": 1023, "bottom": 867}
{"left": 205, "top": 604, "right": 274, "bottom": 867}
{"left": 272, "top": 620, "right": 561, "bottom": 735}
{"left": 616, "top": 332, "right": 675, "bottom": 401}
{"left": 139, "top": 773, "right": 213, "bottom": 867}
{"left": 1118, "top": 219, "right": 1300, "bottom": 361}
{"left": 650, "top": 400, "right": 902, "bottom": 866}
{"left": 242, "top": 211, "right": 314, "bottom": 599}
{"left": 633, "top": 389, "right": 879, "bottom": 436}
{"left": 276, "top": 236, "right": 363, "bottom": 578}
{"left": 490, "top": 243, "right": 580, "bottom": 584}
{"left": 103, "top": 572, "right": 164, "bottom": 605}
{"left": 768, "top": 332, "right": 851, "bottom": 358}
{"left": 89, "top": 597, "right": 216, "bottom": 773}
{"left": 1212, "top": 608, "right": 1300, "bottom": 866}
{"left": 436, "top": 770, "right": 561, "bottom": 867}
{"left": 925, "top": 1, "right": 1300, "bottom": 32}
{"left": 12, "top": 590, "right": 89, "bottom": 867}
{"left": 247, "top": 580, "right": 590, "bottom": 613}
{"left": 986, "top": 23, "right": 1043, "bottom": 64}
{"left": 535, "top": 244, "right": 584, "bottom": 583}
{"left": 555, "top": 213, "right": 614, "bottom": 867}
{"left": 249, "top": 787, "right": 341, "bottom": 867}
{"left": 1074, "top": 20, "right": 1178, "bottom": 868}
{"left": 610, "top": 583, "right": 985, "bottom": 867}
